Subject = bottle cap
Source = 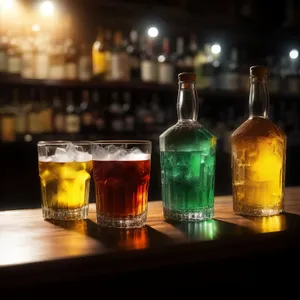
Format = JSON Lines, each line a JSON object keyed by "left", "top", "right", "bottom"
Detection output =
{"left": 178, "top": 72, "right": 196, "bottom": 82}
{"left": 250, "top": 66, "right": 268, "bottom": 77}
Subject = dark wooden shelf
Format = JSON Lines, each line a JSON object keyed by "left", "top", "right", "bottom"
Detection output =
{"left": 0, "top": 75, "right": 176, "bottom": 92}
{"left": 1, "top": 76, "right": 300, "bottom": 100}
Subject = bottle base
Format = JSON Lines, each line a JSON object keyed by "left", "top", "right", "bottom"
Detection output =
{"left": 43, "top": 206, "right": 89, "bottom": 221}
{"left": 163, "top": 207, "right": 214, "bottom": 222}
{"left": 233, "top": 203, "right": 282, "bottom": 217}
{"left": 97, "top": 211, "right": 147, "bottom": 228}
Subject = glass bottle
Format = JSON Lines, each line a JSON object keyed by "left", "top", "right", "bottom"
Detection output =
{"left": 52, "top": 89, "right": 65, "bottom": 134}
{"left": 7, "top": 33, "right": 21, "bottom": 77}
{"left": 0, "top": 29, "right": 8, "bottom": 74}
{"left": 111, "top": 31, "right": 130, "bottom": 81}
{"left": 92, "top": 27, "right": 106, "bottom": 79}
{"left": 231, "top": 66, "right": 287, "bottom": 216}
{"left": 127, "top": 30, "right": 140, "bottom": 80}
{"left": 65, "top": 38, "right": 78, "bottom": 80}
{"left": 158, "top": 37, "right": 174, "bottom": 84}
{"left": 141, "top": 37, "right": 157, "bottom": 82}
{"left": 184, "top": 34, "right": 198, "bottom": 73}
{"left": 80, "top": 89, "right": 94, "bottom": 135}
{"left": 104, "top": 29, "right": 112, "bottom": 81}
{"left": 65, "top": 90, "right": 81, "bottom": 134}
{"left": 78, "top": 42, "right": 92, "bottom": 81}
{"left": 159, "top": 72, "right": 217, "bottom": 221}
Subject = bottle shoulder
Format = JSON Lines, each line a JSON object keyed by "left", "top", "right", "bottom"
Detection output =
{"left": 159, "top": 121, "right": 217, "bottom": 152}
{"left": 232, "top": 117, "right": 286, "bottom": 141}
{"left": 231, "top": 117, "right": 287, "bottom": 145}
{"left": 160, "top": 122, "right": 216, "bottom": 140}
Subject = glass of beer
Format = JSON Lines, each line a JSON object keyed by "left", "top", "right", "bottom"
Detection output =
{"left": 92, "top": 140, "right": 152, "bottom": 228}
{"left": 37, "top": 141, "right": 92, "bottom": 221}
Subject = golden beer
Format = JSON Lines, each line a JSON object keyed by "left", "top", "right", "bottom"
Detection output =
{"left": 38, "top": 160, "right": 92, "bottom": 220}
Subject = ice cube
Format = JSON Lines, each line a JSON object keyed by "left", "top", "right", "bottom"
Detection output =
{"left": 105, "top": 145, "right": 118, "bottom": 154}
{"left": 53, "top": 145, "right": 73, "bottom": 163}
{"left": 124, "top": 147, "right": 149, "bottom": 161}
{"left": 112, "top": 148, "right": 128, "bottom": 160}
{"left": 75, "top": 151, "right": 92, "bottom": 162}
{"left": 92, "top": 146, "right": 107, "bottom": 160}
{"left": 130, "top": 147, "right": 143, "bottom": 155}
{"left": 65, "top": 143, "right": 77, "bottom": 160}
{"left": 52, "top": 148, "right": 68, "bottom": 162}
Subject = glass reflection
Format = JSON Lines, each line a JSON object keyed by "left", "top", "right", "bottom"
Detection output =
{"left": 50, "top": 220, "right": 88, "bottom": 233}
{"left": 252, "top": 215, "right": 286, "bottom": 233}
{"left": 177, "top": 220, "right": 218, "bottom": 240}
{"left": 117, "top": 228, "right": 149, "bottom": 250}
{"left": 49, "top": 220, "right": 90, "bottom": 256}
{"left": 97, "top": 227, "right": 149, "bottom": 250}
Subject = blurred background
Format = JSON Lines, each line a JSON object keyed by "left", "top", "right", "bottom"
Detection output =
{"left": 0, "top": 0, "right": 299, "bottom": 210}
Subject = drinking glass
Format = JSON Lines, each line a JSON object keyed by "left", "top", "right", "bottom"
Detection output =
{"left": 37, "top": 141, "right": 92, "bottom": 220}
{"left": 92, "top": 140, "right": 152, "bottom": 228}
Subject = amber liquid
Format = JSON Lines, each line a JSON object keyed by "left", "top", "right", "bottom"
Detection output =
{"left": 93, "top": 160, "right": 151, "bottom": 218}
{"left": 231, "top": 117, "right": 286, "bottom": 216}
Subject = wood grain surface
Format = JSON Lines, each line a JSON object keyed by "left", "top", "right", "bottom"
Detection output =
{"left": 1, "top": 186, "right": 300, "bottom": 293}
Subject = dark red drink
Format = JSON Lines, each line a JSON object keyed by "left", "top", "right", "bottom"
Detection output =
{"left": 93, "top": 159, "right": 151, "bottom": 220}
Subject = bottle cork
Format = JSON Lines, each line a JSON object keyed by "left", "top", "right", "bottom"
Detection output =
{"left": 178, "top": 72, "right": 196, "bottom": 82}
{"left": 250, "top": 66, "right": 268, "bottom": 77}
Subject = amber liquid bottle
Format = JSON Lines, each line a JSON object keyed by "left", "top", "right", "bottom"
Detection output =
{"left": 231, "top": 66, "right": 286, "bottom": 216}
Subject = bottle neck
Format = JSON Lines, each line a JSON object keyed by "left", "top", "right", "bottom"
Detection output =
{"left": 249, "top": 77, "right": 269, "bottom": 118}
{"left": 177, "top": 82, "right": 198, "bottom": 122}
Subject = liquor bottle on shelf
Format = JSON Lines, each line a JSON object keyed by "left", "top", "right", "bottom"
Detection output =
{"left": 0, "top": 90, "right": 16, "bottom": 142}
{"left": 127, "top": 30, "right": 140, "bottom": 80}
{"left": 266, "top": 56, "right": 280, "bottom": 94}
{"left": 64, "top": 38, "right": 78, "bottom": 80}
{"left": 195, "top": 43, "right": 213, "bottom": 90}
{"left": 48, "top": 38, "right": 65, "bottom": 80}
{"left": 158, "top": 37, "right": 174, "bottom": 84}
{"left": 184, "top": 34, "right": 198, "bottom": 73}
{"left": 21, "top": 28, "right": 35, "bottom": 79}
{"left": 231, "top": 66, "right": 287, "bottom": 216}
{"left": 122, "top": 91, "right": 135, "bottom": 133}
{"left": 173, "top": 36, "right": 185, "bottom": 76}
{"left": 92, "top": 27, "right": 106, "bottom": 80}
{"left": 28, "top": 88, "right": 42, "bottom": 137}
{"left": 0, "top": 29, "right": 8, "bottom": 74}
{"left": 7, "top": 32, "right": 21, "bottom": 77}
{"left": 111, "top": 31, "right": 130, "bottom": 81}
{"left": 80, "top": 89, "right": 94, "bottom": 134}
{"left": 65, "top": 90, "right": 81, "bottom": 134}
{"left": 149, "top": 93, "right": 164, "bottom": 134}
{"left": 39, "top": 89, "right": 53, "bottom": 134}
{"left": 239, "top": 50, "right": 250, "bottom": 93}
{"left": 35, "top": 36, "right": 50, "bottom": 80}
{"left": 109, "top": 91, "right": 124, "bottom": 133}
{"left": 52, "top": 89, "right": 65, "bottom": 133}
{"left": 91, "top": 89, "right": 106, "bottom": 133}
{"left": 287, "top": 57, "right": 300, "bottom": 94}
{"left": 13, "top": 88, "right": 28, "bottom": 140}
{"left": 78, "top": 42, "right": 92, "bottom": 81}
{"left": 104, "top": 29, "right": 112, "bottom": 81}
{"left": 222, "top": 47, "right": 239, "bottom": 91}
{"left": 159, "top": 72, "right": 217, "bottom": 222}
{"left": 141, "top": 37, "right": 157, "bottom": 82}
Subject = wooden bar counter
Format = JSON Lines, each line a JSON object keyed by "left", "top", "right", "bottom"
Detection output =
{"left": 1, "top": 187, "right": 300, "bottom": 296}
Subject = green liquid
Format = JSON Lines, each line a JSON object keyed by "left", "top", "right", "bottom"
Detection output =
{"left": 160, "top": 150, "right": 216, "bottom": 220}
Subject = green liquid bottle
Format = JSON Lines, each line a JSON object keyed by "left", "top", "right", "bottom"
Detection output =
{"left": 159, "top": 72, "right": 217, "bottom": 222}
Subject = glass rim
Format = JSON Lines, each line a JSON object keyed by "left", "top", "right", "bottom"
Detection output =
{"left": 91, "top": 140, "right": 152, "bottom": 145}
{"left": 37, "top": 140, "right": 92, "bottom": 146}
